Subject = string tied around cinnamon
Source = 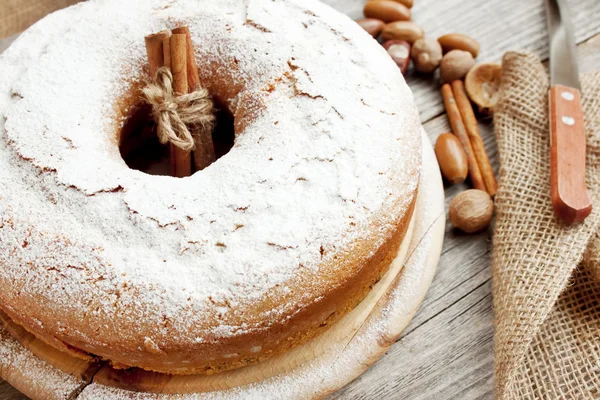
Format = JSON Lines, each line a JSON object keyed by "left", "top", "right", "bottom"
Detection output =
{"left": 143, "top": 67, "right": 215, "bottom": 152}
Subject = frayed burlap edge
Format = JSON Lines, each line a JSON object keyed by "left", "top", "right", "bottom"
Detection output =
{"left": 493, "top": 51, "right": 600, "bottom": 399}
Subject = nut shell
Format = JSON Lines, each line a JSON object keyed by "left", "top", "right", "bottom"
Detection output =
{"left": 435, "top": 133, "right": 468, "bottom": 184}
{"left": 465, "top": 63, "right": 502, "bottom": 116}
{"left": 438, "top": 33, "right": 481, "bottom": 58}
{"left": 449, "top": 190, "right": 494, "bottom": 233}
{"left": 439, "top": 50, "right": 475, "bottom": 83}
{"left": 382, "top": 40, "right": 411, "bottom": 75}
{"left": 364, "top": 1, "right": 411, "bottom": 23}
{"left": 381, "top": 21, "right": 424, "bottom": 43}
{"left": 356, "top": 18, "right": 385, "bottom": 37}
{"left": 410, "top": 37, "right": 443, "bottom": 73}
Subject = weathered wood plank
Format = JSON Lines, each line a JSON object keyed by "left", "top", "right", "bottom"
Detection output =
{"left": 329, "top": 273, "right": 494, "bottom": 400}
{"left": 328, "top": 32, "right": 600, "bottom": 400}
{"left": 1, "top": 2, "right": 600, "bottom": 399}
{"left": 0, "top": 381, "right": 25, "bottom": 400}
{"left": 1, "top": 0, "right": 599, "bottom": 124}
{"left": 323, "top": 0, "right": 600, "bottom": 122}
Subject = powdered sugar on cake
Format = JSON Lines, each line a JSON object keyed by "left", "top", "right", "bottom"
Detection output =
{"left": 74, "top": 132, "right": 443, "bottom": 399}
{"left": 0, "top": 0, "right": 421, "bottom": 352}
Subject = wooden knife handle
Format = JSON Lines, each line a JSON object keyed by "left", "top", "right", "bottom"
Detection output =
{"left": 549, "top": 85, "right": 592, "bottom": 224}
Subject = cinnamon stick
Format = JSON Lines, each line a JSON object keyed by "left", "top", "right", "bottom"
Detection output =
{"left": 451, "top": 80, "right": 498, "bottom": 196}
{"left": 173, "top": 26, "right": 216, "bottom": 171}
{"left": 441, "top": 83, "right": 486, "bottom": 191}
{"left": 169, "top": 34, "right": 193, "bottom": 178}
{"left": 144, "top": 30, "right": 171, "bottom": 78}
{"left": 172, "top": 26, "right": 201, "bottom": 91}
{"left": 162, "top": 34, "right": 172, "bottom": 70}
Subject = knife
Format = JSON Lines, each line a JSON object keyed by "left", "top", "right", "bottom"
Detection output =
{"left": 545, "top": 0, "right": 591, "bottom": 224}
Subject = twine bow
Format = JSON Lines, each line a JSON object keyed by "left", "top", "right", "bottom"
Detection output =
{"left": 143, "top": 67, "right": 215, "bottom": 152}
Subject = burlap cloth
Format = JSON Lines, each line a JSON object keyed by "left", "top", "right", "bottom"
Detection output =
{"left": 3, "top": 2, "right": 600, "bottom": 396}
{"left": 493, "top": 51, "right": 600, "bottom": 399}
{"left": 0, "top": 0, "right": 81, "bottom": 39}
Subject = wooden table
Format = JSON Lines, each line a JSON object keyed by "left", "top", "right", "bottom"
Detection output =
{"left": 1, "top": 0, "right": 600, "bottom": 398}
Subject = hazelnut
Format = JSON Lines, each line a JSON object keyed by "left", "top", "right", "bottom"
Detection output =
{"left": 449, "top": 190, "right": 494, "bottom": 233}
{"left": 439, "top": 50, "right": 475, "bottom": 83}
{"left": 410, "top": 37, "right": 443, "bottom": 73}
{"left": 382, "top": 40, "right": 411, "bottom": 75}
{"left": 465, "top": 63, "right": 502, "bottom": 116}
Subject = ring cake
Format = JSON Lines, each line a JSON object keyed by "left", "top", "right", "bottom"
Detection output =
{"left": 0, "top": 0, "right": 422, "bottom": 375}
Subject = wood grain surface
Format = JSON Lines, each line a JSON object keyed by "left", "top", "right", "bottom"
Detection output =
{"left": 2, "top": 0, "right": 600, "bottom": 398}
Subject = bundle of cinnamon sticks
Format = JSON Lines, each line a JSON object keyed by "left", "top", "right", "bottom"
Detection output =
{"left": 144, "top": 27, "right": 215, "bottom": 178}
{"left": 441, "top": 81, "right": 497, "bottom": 196}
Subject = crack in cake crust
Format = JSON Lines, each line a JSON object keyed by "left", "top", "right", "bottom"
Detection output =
{"left": 0, "top": 0, "right": 422, "bottom": 374}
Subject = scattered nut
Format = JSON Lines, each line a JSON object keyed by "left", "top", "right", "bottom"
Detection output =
{"left": 465, "top": 63, "right": 502, "bottom": 116}
{"left": 435, "top": 133, "right": 468, "bottom": 184}
{"left": 382, "top": 40, "right": 411, "bottom": 74}
{"left": 369, "top": 0, "right": 414, "bottom": 8}
{"left": 439, "top": 50, "right": 475, "bottom": 83}
{"left": 356, "top": 18, "right": 385, "bottom": 37}
{"left": 449, "top": 190, "right": 494, "bottom": 233}
{"left": 381, "top": 21, "right": 424, "bottom": 43}
{"left": 364, "top": 0, "right": 411, "bottom": 23}
{"left": 438, "top": 33, "right": 481, "bottom": 58}
{"left": 410, "top": 37, "right": 443, "bottom": 73}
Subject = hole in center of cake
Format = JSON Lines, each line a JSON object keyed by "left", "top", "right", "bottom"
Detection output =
{"left": 119, "top": 103, "right": 235, "bottom": 175}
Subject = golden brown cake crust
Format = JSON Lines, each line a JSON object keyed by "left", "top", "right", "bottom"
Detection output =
{"left": 0, "top": 195, "right": 415, "bottom": 374}
{"left": 0, "top": 0, "right": 422, "bottom": 374}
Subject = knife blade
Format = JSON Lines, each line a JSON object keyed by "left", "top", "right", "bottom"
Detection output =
{"left": 545, "top": 0, "right": 580, "bottom": 89}
{"left": 545, "top": 0, "right": 591, "bottom": 224}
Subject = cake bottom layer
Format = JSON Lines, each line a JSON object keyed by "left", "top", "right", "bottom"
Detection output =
{"left": 0, "top": 197, "right": 417, "bottom": 375}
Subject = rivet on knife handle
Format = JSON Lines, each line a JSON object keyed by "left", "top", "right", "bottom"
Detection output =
{"left": 549, "top": 85, "right": 591, "bottom": 224}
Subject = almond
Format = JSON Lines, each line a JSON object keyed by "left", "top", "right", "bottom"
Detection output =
{"left": 438, "top": 33, "right": 481, "bottom": 58}
{"left": 381, "top": 21, "right": 423, "bottom": 43}
{"left": 355, "top": 18, "right": 385, "bottom": 37}
{"left": 364, "top": 1, "right": 411, "bottom": 23}
{"left": 368, "top": 0, "right": 413, "bottom": 8}
{"left": 435, "top": 133, "right": 468, "bottom": 184}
